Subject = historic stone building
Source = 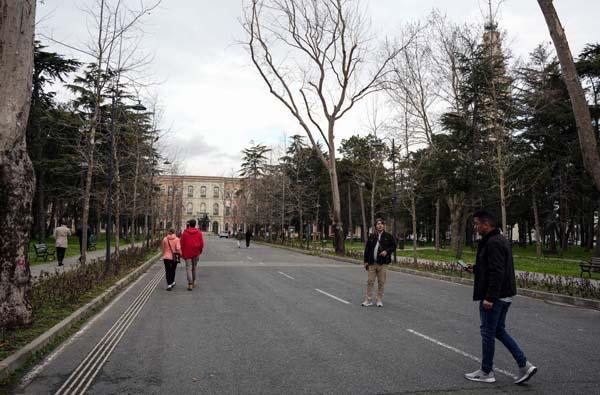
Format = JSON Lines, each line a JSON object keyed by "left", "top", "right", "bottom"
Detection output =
{"left": 156, "top": 175, "right": 243, "bottom": 234}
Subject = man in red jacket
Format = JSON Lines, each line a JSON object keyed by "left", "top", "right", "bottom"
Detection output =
{"left": 180, "top": 219, "right": 204, "bottom": 291}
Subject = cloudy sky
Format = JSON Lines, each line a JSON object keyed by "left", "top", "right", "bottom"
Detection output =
{"left": 36, "top": 0, "right": 599, "bottom": 176}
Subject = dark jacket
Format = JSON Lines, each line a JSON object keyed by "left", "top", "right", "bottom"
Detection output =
{"left": 473, "top": 228, "right": 517, "bottom": 301}
{"left": 363, "top": 231, "right": 396, "bottom": 265}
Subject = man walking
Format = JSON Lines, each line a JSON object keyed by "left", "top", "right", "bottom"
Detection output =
{"left": 53, "top": 220, "right": 71, "bottom": 266}
{"left": 180, "top": 219, "right": 204, "bottom": 291}
{"left": 236, "top": 230, "right": 244, "bottom": 248}
{"left": 464, "top": 209, "right": 537, "bottom": 385}
{"left": 362, "top": 218, "right": 396, "bottom": 307}
{"left": 245, "top": 228, "right": 253, "bottom": 248}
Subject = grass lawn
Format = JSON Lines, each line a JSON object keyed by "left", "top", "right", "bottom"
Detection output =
{"left": 28, "top": 234, "right": 145, "bottom": 265}
{"left": 322, "top": 240, "right": 597, "bottom": 280}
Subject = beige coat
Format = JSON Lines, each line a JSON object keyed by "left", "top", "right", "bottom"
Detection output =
{"left": 53, "top": 225, "right": 71, "bottom": 248}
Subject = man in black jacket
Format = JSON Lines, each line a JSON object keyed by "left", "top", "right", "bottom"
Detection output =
{"left": 361, "top": 218, "right": 396, "bottom": 307}
{"left": 465, "top": 209, "right": 537, "bottom": 385}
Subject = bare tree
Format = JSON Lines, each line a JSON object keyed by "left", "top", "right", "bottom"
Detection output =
{"left": 0, "top": 0, "right": 36, "bottom": 327}
{"left": 243, "top": 0, "right": 410, "bottom": 254}
{"left": 537, "top": 0, "right": 600, "bottom": 193}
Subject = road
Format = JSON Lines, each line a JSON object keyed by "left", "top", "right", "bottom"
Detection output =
{"left": 17, "top": 235, "right": 600, "bottom": 394}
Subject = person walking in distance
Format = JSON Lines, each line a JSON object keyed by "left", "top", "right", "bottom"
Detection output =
{"left": 53, "top": 219, "right": 71, "bottom": 266}
{"left": 180, "top": 219, "right": 204, "bottom": 291}
{"left": 245, "top": 228, "right": 253, "bottom": 248}
{"left": 361, "top": 218, "right": 396, "bottom": 307}
{"left": 464, "top": 209, "right": 537, "bottom": 385}
{"left": 161, "top": 228, "right": 181, "bottom": 291}
{"left": 236, "top": 230, "right": 244, "bottom": 248}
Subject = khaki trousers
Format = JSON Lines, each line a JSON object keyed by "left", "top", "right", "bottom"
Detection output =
{"left": 366, "top": 264, "right": 387, "bottom": 302}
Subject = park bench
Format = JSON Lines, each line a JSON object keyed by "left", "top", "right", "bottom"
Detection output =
{"left": 579, "top": 257, "right": 600, "bottom": 278}
{"left": 33, "top": 243, "right": 56, "bottom": 261}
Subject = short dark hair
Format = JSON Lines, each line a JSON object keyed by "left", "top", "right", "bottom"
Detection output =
{"left": 473, "top": 209, "right": 496, "bottom": 227}
{"left": 375, "top": 218, "right": 385, "bottom": 225}
{"left": 188, "top": 219, "right": 197, "bottom": 227}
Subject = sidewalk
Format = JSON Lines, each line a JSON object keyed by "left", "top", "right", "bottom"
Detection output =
{"left": 30, "top": 241, "right": 146, "bottom": 279}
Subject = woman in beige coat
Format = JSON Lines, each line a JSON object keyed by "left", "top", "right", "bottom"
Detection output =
{"left": 53, "top": 220, "right": 71, "bottom": 266}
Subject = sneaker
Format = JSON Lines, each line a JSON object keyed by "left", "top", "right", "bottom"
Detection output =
{"left": 361, "top": 300, "right": 374, "bottom": 307}
{"left": 515, "top": 361, "right": 537, "bottom": 384}
{"left": 187, "top": 284, "right": 193, "bottom": 291}
{"left": 171, "top": 282, "right": 176, "bottom": 288}
{"left": 465, "top": 369, "right": 496, "bottom": 383}
{"left": 376, "top": 301, "right": 383, "bottom": 307}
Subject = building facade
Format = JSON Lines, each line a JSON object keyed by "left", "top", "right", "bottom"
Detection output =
{"left": 157, "top": 175, "right": 243, "bottom": 234}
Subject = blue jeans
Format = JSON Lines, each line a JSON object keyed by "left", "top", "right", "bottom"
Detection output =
{"left": 479, "top": 300, "right": 527, "bottom": 373}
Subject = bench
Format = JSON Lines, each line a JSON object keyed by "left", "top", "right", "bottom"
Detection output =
{"left": 580, "top": 257, "right": 600, "bottom": 278}
{"left": 88, "top": 238, "right": 97, "bottom": 251}
{"left": 33, "top": 243, "right": 56, "bottom": 261}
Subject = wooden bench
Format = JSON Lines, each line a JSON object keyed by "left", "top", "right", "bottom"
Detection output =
{"left": 580, "top": 257, "right": 600, "bottom": 278}
{"left": 33, "top": 243, "right": 56, "bottom": 261}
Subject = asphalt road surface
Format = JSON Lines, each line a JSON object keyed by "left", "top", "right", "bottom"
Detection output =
{"left": 17, "top": 236, "right": 600, "bottom": 394}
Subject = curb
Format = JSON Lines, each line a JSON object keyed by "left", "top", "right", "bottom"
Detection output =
{"left": 258, "top": 241, "right": 600, "bottom": 310}
{"left": 0, "top": 251, "right": 161, "bottom": 381}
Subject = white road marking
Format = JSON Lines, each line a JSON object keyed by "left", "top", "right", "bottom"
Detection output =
{"left": 20, "top": 268, "right": 153, "bottom": 387}
{"left": 247, "top": 256, "right": 253, "bottom": 260}
{"left": 259, "top": 262, "right": 265, "bottom": 265}
{"left": 277, "top": 271, "right": 295, "bottom": 280}
{"left": 406, "top": 329, "right": 517, "bottom": 379}
{"left": 315, "top": 289, "right": 350, "bottom": 305}
{"left": 55, "top": 270, "right": 163, "bottom": 394}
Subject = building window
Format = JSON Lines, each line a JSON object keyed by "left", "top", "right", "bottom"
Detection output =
{"left": 168, "top": 185, "right": 173, "bottom": 195}
{"left": 200, "top": 203, "right": 206, "bottom": 213}
{"left": 188, "top": 186, "right": 193, "bottom": 197}
{"left": 225, "top": 190, "right": 231, "bottom": 199}
{"left": 225, "top": 206, "right": 231, "bottom": 216}
{"left": 200, "top": 186, "right": 206, "bottom": 197}
{"left": 213, "top": 203, "right": 219, "bottom": 215}
{"left": 213, "top": 186, "right": 219, "bottom": 198}
{"left": 187, "top": 202, "right": 193, "bottom": 215}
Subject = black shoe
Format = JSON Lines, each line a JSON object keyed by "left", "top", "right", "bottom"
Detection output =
{"left": 58, "top": 263, "right": 63, "bottom": 266}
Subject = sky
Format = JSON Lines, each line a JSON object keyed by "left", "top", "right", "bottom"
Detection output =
{"left": 36, "top": 0, "right": 599, "bottom": 176}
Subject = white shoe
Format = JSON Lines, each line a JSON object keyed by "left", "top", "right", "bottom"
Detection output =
{"left": 361, "top": 300, "right": 374, "bottom": 307}
{"left": 515, "top": 361, "right": 537, "bottom": 384}
{"left": 465, "top": 369, "right": 496, "bottom": 383}
{"left": 376, "top": 300, "right": 383, "bottom": 307}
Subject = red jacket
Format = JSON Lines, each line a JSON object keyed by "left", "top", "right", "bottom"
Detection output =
{"left": 180, "top": 227, "right": 204, "bottom": 259}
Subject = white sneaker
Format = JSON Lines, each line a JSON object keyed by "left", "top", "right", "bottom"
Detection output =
{"left": 361, "top": 300, "right": 374, "bottom": 307}
{"left": 376, "top": 300, "right": 383, "bottom": 307}
{"left": 465, "top": 369, "right": 496, "bottom": 383}
{"left": 515, "top": 361, "right": 537, "bottom": 384}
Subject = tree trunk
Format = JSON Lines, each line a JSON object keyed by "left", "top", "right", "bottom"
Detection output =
{"left": 328, "top": 146, "right": 344, "bottom": 255}
{"left": 435, "top": 198, "right": 440, "bottom": 254}
{"left": 498, "top": 145, "right": 507, "bottom": 234}
{"left": 35, "top": 168, "right": 46, "bottom": 242}
{"left": 455, "top": 206, "right": 468, "bottom": 259}
{"left": 411, "top": 194, "right": 418, "bottom": 265}
{"left": 538, "top": 0, "right": 600, "bottom": 193}
{"left": 447, "top": 192, "right": 465, "bottom": 254}
{"left": 0, "top": 0, "right": 36, "bottom": 328}
{"left": 359, "top": 183, "right": 367, "bottom": 241}
{"left": 347, "top": 183, "right": 352, "bottom": 238}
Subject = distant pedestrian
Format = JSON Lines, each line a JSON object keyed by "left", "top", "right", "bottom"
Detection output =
{"left": 361, "top": 218, "right": 396, "bottom": 307}
{"left": 53, "top": 220, "right": 71, "bottom": 266}
{"left": 162, "top": 228, "right": 181, "bottom": 291}
{"left": 464, "top": 209, "right": 537, "bottom": 385}
{"left": 180, "top": 219, "right": 204, "bottom": 291}
{"left": 245, "top": 228, "right": 253, "bottom": 248}
{"left": 236, "top": 230, "right": 244, "bottom": 248}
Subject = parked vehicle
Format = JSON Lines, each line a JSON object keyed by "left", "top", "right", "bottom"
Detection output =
{"left": 219, "top": 231, "right": 229, "bottom": 238}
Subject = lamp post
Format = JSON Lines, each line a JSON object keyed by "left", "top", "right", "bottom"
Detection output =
{"left": 391, "top": 138, "right": 397, "bottom": 263}
{"left": 105, "top": 82, "right": 118, "bottom": 270}
{"left": 130, "top": 101, "right": 146, "bottom": 248}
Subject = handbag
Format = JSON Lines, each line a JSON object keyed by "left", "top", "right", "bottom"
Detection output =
{"left": 167, "top": 239, "right": 180, "bottom": 264}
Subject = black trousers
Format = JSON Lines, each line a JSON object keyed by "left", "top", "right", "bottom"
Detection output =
{"left": 246, "top": 238, "right": 251, "bottom": 247}
{"left": 163, "top": 259, "right": 177, "bottom": 285}
{"left": 57, "top": 247, "right": 66, "bottom": 264}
